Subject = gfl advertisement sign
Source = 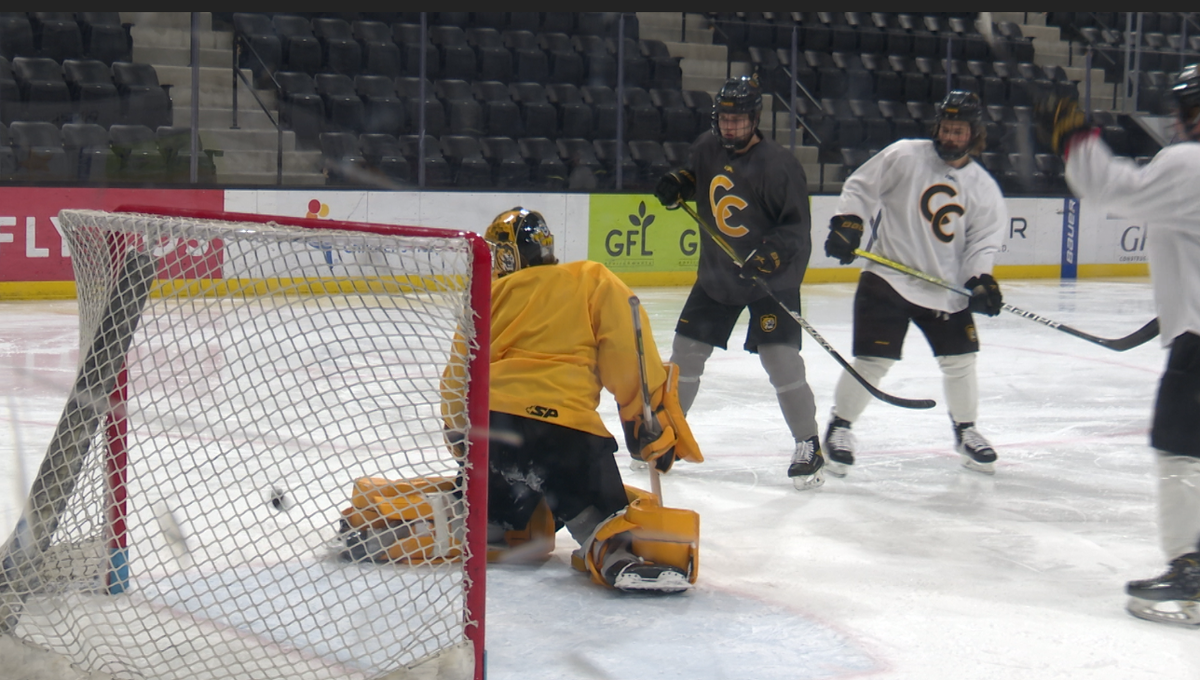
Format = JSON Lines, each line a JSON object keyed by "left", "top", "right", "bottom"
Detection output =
{"left": 0, "top": 188, "right": 223, "bottom": 286}
{"left": 587, "top": 194, "right": 699, "bottom": 277}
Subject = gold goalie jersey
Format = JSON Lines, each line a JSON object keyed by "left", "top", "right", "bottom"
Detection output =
{"left": 485, "top": 259, "right": 667, "bottom": 437}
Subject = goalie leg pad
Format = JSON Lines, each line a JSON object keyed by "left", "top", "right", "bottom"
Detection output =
{"left": 339, "top": 477, "right": 465, "bottom": 564}
{"left": 572, "top": 485, "right": 699, "bottom": 591}
{"left": 487, "top": 496, "right": 556, "bottom": 563}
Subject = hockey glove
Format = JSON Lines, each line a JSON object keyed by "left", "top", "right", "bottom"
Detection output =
{"left": 824, "top": 214, "right": 864, "bottom": 264}
{"left": 623, "top": 413, "right": 677, "bottom": 473}
{"left": 654, "top": 169, "right": 696, "bottom": 210}
{"left": 1033, "top": 92, "right": 1090, "bottom": 156}
{"left": 740, "top": 238, "right": 788, "bottom": 278}
{"left": 965, "top": 274, "right": 1003, "bottom": 316}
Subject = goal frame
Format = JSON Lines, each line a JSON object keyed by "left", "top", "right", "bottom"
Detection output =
{"left": 9, "top": 205, "right": 492, "bottom": 680}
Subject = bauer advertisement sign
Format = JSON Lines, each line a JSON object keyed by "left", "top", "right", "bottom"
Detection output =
{"left": 0, "top": 188, "right": 223, "bottom": 294}
{"left": 587, "top": 194, "right": 699, "bottom": 284}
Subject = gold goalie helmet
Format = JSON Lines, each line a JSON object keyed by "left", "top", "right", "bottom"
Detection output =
{"left": 484, "top": 207, "right": 556, "bottom": 278}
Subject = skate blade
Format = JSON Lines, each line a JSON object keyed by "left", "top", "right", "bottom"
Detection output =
{"left": 960, "top": 455, "right": 995, "bottom": 475}
{"left": 613, "top": 571, "right": 691, "bottom": 594}
{"left": 629, "top": 458, "right": 648, "bottom": 471}
{"left": 825, "top": 459, "right": 850, "bottom": 478}
{"left": 1126, "top": 596, "right": 1200, "bottom": 627}
{"left": 791, "top": 469, "right": 825, "bottom": 490}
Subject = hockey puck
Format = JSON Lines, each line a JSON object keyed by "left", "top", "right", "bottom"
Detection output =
{"left": 268, "top": 488, "right": 288, "bottom": 511}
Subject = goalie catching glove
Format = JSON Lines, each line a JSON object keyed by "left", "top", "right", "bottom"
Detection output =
{"left": 1033, "top": 92, "right": 1090, "bottom": 156}
{"left": 623, "top": 362, "right": 703, "bottom": 473}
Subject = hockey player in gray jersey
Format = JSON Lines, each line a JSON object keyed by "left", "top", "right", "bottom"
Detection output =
{"left": 822, "top": 90, "right": 1008, "bottom": 476}
{"left": 653, "top": 75, "right": 823, "bottom": 490}
{"left": 1047, "top": 64, "right": 1200, "bottom": 626}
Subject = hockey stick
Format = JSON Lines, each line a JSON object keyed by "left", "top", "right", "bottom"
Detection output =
{"left": 852, "top": 248, "right": 1160, "bottom": 352}
{"left": 0, "top": 249, "right": 157, "bottom": 633}
{"left": 628, "top": 296, "right": 664, "bottom": 500}
{"left": 677, "top": 201, "right": 935, "bottom": 410}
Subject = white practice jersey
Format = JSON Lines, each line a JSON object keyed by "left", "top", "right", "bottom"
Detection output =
{"left": 837, "top": 139, "right": 1007, "bottom": 313}
{"left": 1065, "top": 133, "right": 1200, "bottom": 347}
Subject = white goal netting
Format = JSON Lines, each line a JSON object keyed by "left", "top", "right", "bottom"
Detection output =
{"left": 0, "top": 208, "right": 490, "bottom": 680}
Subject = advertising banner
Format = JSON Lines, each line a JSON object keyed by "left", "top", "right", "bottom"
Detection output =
{"left": 587, "top": 194, "right": 699, "bottom": 285}
{"left": 0, "top": 188, "right": 223, "bottom": 297}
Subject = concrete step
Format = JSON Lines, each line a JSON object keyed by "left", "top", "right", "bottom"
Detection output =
{"left": 184, "top": 127, "right": 300, "bottom": 154}
{"left": 133, "top": 44, "right": 232, "bottom": 69}
{"left": 1022, "top": 24, "right": 1061, "bottom": 43}
{"left": 215, "top": 148, "right": 321, "bottom": 174}
{"left": 129, "top": 25, "right": 231, "bottom": 50}
{"left": 170, "top": 106, "right": 279, "bottom": 132}
{"left": 663, "top": 41, "right": 726, "bottom": 62}
{"left": 216, "top": 171, "right": 327, "bottom": 186}
{"left": 167, "top": 75, "right": 277, "bottom": 110}
{"left": 681, "top": 55, "right": 733, "bottom": 79}
{"left": 682, "top": 74, "right": 729, "bottom": 95}
{"left": 121, "top": 11, "right": 211, "bottom": 32}
{"left": 638, "top": 12, "right": 712, "bottom": 44}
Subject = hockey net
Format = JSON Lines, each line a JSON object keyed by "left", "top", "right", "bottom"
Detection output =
{"left": 0, "top": 207, "right": 490, "bottom": 680}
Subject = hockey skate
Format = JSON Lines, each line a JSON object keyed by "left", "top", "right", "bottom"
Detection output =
{"left": 605, "top": 558, "right": 691, "bottom": 593}
{"left": 823, "top": 416, "right": 856, "bottom": 478}
{"left": 1125, "top": 553, "right": 1200, "bottom": 627}
{"left": 953, "top": 421, "right": 997, "bottom": 474}
{"left": 629, "top": 453, "right": 649, "bottom": 471}
{"left": 788, "top": 436, "right": 825, "bottom": 490}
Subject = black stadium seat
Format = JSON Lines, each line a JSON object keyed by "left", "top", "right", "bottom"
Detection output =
{"left": 233, "top": 13, "right": 283, "bottom": 89}
{"left": 61, "top": 122, "right": 115, "bottom": 181}
{"left": 76, "top": 12, "right": 132, "bottom": 65}
{"left": 351, "top": 20, "right": 402, "bottom": 78}
{"left": 355, "top": 74, "right": 405, "bottom": 135}
{"left": 63, "top": 58, "right": 120, "bottom": 128}
{"left": 312, "top": 17, "right": 363, "bottom": 77}
{"left": 272, "top": 14, "right": 323, "bottom": 75}
{"left": 111, "top": 61, "right": 172, "bottom": 130}
{"left": 11, "top": 56, "right": 71, "bottom": 125}
{"left": 358, "top": 132, "right": 410, "bottom": 184}
{"left": 480, "top": 135, "right": 529, "bottom": 188}
{"left": 9, "top": 120, "right": 70, "bottom": 179}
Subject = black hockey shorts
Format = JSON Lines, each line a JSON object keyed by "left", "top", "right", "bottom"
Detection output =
{"left": 486, "top": 411, "right": 628, "bottom": 531}
{"left": 851, "top": 271, "right": 980, "bottom": 360}
{"left": 1151, "top": 332, "right": 1200, "bottom": 458}
{"left": 674, "top": 282, "right": 803, "bottom": 353}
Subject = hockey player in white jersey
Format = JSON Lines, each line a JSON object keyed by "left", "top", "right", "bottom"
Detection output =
{"left": 1046, "top": 64, "right": 1200, "bottom": 626}
{"left": 822, "top": 90, "right": 1007, "bottom": 476}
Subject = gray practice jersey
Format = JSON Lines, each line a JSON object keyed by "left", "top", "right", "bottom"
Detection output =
{"left": 1066, "top": 133, "right": 1200, "bottom": 346}
{"left": 837, "top": 139, "right": 1007, "bottom": 314}
{"left": 687, "top": 131, "right": 812, "bottom": 306}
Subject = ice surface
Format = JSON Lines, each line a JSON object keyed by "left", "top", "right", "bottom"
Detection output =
{"left": 4, "top": 278, "right": 1199, "bottom": 680}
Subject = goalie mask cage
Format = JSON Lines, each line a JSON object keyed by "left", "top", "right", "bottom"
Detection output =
{"left": 0, "top": 207, "right": 490, "bottom": 680}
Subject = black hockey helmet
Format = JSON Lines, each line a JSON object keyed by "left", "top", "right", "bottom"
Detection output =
{"left": 484, "top": 207, "right": 556, "bottom": 278}
{"left": 933, "top": 90, "right": 986, "bottom": 161}
{"left": 712, "top": 75, "right": 763, "bottom": 150}
{"left": 1172, "top": 63, "right": 1200, "bottom": 135}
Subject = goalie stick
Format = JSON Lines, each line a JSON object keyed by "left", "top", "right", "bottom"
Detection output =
{"left": 677, "top": 201, "right": 935, "bottom": 410}
{"left": 852, "top": 248, "right": 1160, "bottom": 352}
{"left": 0, "top": 249, "right": 157, "bottom": 634}
{"left": 629, "top": 296, "right": 663, "bottom": 500}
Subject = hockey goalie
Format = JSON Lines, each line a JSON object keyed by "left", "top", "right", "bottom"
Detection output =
{"left": 425, "top": 206, "right": 703, "bottom": 593}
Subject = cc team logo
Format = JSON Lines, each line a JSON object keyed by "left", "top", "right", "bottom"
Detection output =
{"left": 760, "top": 314, "right": 778, "bottom": 332}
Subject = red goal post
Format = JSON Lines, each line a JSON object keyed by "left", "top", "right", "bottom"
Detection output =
{"left": 0, "top": 206, "right": 491, "bottom": 680}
